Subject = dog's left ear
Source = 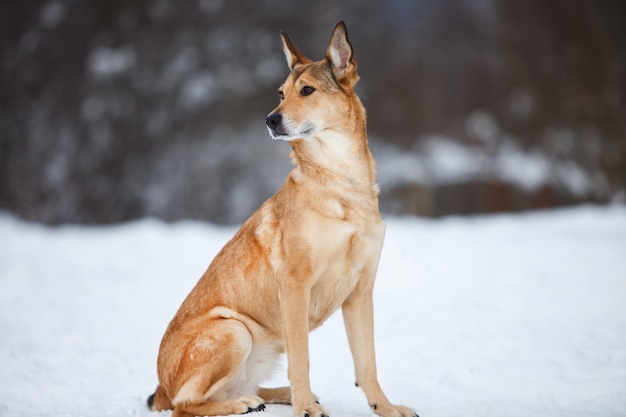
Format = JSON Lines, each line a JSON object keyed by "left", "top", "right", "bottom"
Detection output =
{"left": 326, "top": 21, "right": 358, "bottom": 86}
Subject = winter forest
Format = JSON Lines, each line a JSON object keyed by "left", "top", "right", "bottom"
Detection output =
{"left": 2, "top": 0, "right": 625, "bottom": 225}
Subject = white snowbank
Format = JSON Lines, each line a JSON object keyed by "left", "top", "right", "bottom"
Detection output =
{"left": 1, "top": 205, "right": 625, "bottom": 417}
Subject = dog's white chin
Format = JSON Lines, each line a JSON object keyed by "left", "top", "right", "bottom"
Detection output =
{"left": 266, "top": 125, "right": 315, "bottom": 142}
{"left": 267, "top": 131, "right": 300, "bottom": 142}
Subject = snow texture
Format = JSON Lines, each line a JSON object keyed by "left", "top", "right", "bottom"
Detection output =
{"left": 1, "top": 205, "right": 625, "bottom": 417}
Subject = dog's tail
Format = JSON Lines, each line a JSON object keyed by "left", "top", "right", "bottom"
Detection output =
{"left": 147, "top": 385, "right": 173, "bottom": 411}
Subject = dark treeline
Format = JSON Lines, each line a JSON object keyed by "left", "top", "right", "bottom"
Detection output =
{"left": 1, "top": 0, "right": 624, "bottom": 224}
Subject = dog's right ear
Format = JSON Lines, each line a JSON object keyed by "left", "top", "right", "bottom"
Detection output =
{"left": 281, "top": 31, "right": 311, "bottom": 71}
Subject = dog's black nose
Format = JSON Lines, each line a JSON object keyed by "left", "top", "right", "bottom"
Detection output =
{"left": 265, "top": 113, "right": 282, "bottom": 130}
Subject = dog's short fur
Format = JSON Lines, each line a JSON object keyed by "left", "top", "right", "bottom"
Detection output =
{"left": 148, "top": 22, "right": 417, "bottom": 417}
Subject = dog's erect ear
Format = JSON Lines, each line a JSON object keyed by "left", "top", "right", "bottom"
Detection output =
{"left": 326, "top": 21, "right": 357, "bottom": 84}
{"left": 281, "top": 31, "right": 311, "bottom": 71}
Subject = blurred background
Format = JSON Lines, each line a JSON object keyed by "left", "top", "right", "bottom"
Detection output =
{"left": 1, "top": 0, "right": 625, "bottom": 225}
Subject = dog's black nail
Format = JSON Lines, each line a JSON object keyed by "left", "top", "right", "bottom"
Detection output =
{"left": 304, "top": 413, "right": 309, "bottom": 417}
{"left": 245, "top": 405, "right": 265, "bottom": 414}
{"left": 315, "top": 401, "right": 320, "bottom": 404}
{"left": 354, "top": 381, "right": 359, "bottom": 387}
{"left": 370, "top": 403, "right": 377, "bottom": 410}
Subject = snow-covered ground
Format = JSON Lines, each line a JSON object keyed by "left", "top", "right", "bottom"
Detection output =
{"left": 1, "top": 205, "right": 625, "bottom": 417}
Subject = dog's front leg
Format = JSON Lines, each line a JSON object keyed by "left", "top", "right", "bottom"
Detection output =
{"left": 279, "top": 279, "right": 329, "bottom": 417}
{"left": 342, "top": 285, "right": 418, "bottom": 417}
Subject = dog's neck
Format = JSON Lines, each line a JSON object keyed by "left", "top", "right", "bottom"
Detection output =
{"left": 288, "top": 100, "right": 378, "bottom": 200}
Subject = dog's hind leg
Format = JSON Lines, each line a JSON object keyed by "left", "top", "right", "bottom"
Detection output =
{"left": 172, "top": 396, "right": 266, "bottom": 417}
{"left": 258, "top": 387, "right": 321, "bottom": 405}
{"left": 258, "top": 387, "right": 292, "bottom": 404}
{"left": 147, "top": 385, "right": 173, "bottom": 411}
{"left": 167, "top": 318, "right": 265, "bottom": 416}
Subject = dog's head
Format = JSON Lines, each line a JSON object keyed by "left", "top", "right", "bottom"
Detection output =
{"left": 265, "top": 21, "right": 360, "bottom": 141}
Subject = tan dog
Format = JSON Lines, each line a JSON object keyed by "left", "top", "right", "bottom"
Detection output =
{"left": 148, "top": 21, "right": 417, "bottom": 417}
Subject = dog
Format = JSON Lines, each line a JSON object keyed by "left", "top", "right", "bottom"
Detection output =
{"left": 147, "top": 21, "right": 417, "bottom": 417}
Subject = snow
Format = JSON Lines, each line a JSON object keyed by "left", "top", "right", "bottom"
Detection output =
{"left": 1, "top": 205, "right": 626, "bottom": 417}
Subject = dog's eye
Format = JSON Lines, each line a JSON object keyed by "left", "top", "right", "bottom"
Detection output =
{"left": 278, "top": 91, "right": 284, "bottom": 100}
{"left": 300, "top": 86, "right": 316, "bottom": 97}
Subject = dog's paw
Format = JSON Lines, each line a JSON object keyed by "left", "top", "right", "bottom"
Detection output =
{"left": 293, "top": 401, "right": 329, "bottom": 417}
{"left": 371, "top": 403, "right": 418, "bottom": 417}
{"left": 237, "top": 395, "right": 266, "bottom": 414}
